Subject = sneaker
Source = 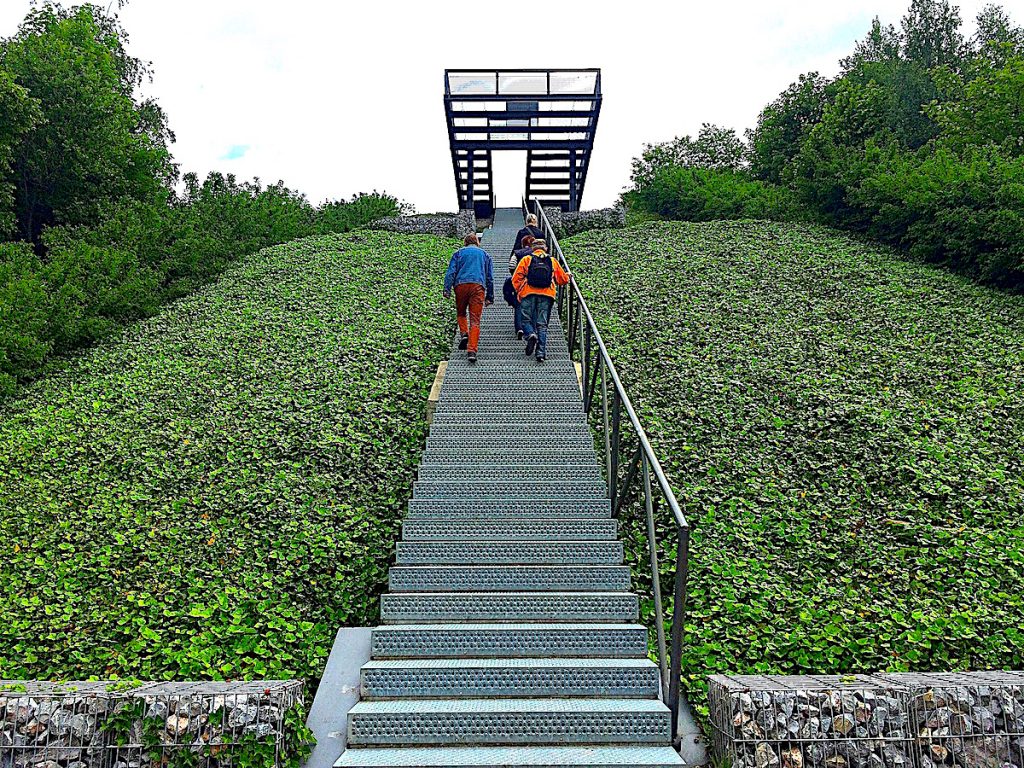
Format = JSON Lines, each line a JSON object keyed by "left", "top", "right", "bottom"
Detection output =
{"left": 536, "top": 354, "right": 546, "bottom": 363}
{"left": 525, "top": 334, "right": 538, "bottom": 356}
{"left": 467, "top": 351, "right": 477, "bottom": 363}
{"left": 517, "top": 330, "right": 524, "bottom": 340}
{"left": 458, "top": 334, "right": 469, "bottom": 350}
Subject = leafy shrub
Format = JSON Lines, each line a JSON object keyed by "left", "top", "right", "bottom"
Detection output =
{"left": 565, "top": 221, "right": 1024, "bottom": 717}
{"left": 317, "top": 192, "right": 405, "bottom": 234}
{"left": 0, "top": 242, "right": 48, "bottom": 396}
{"left": 0, "top": 230, "right": 455, "bottom": 682}
{"left": 0, "top": 185, "right": 402, "bottom": 399}
{"left": 624, "top": 166, "right": 798, "bottom": 222}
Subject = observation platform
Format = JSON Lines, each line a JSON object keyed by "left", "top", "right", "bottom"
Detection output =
{"left": 444, "top": 70, "right": 602, "bottom": 218}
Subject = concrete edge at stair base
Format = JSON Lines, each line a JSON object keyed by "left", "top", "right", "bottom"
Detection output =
{"left": 304, "top": 627, "right": 373, "bottom": 768}
{"left": 676, "top": 693, "right": 709, "bottom": 766}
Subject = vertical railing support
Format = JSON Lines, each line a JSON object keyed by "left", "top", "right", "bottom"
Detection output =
{"left": 643, "top": 456, "right": 670, "bottom": 700}
{"left": 669, "top": 524, "right": 691, "bottom": 746}
{"left": 610, "top": 391, "right": 622, "bottom": 508}
{"left": 601, "top": 362, "right": 612, "bottom": 498}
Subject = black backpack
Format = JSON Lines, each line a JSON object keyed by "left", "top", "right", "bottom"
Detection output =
{"left": 525, "top": 252, "right": 553, "bottom": 289}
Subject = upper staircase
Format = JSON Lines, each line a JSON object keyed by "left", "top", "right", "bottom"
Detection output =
{"left": 336, "top": 208, "right": 685, "bottom": 767}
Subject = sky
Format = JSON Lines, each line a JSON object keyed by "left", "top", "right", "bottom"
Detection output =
{"left": 0, "top": 0, "right": 997, "bottom": 212}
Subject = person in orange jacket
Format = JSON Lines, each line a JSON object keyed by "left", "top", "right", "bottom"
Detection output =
{"left": 510, "top": 241, "right": 570, "bottom": 363}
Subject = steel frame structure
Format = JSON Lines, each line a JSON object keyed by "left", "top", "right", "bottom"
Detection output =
{"left": 445, "top": 69, "right": 602, "bottom": 218}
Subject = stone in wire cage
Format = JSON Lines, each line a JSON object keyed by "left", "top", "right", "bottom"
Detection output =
{"left": 1, "top": 680, "right": 303, "bottom": 768}
{"left": 708, "top": 674, "right": 915, "bottom": 768}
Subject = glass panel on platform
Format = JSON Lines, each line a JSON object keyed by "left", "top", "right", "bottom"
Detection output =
{"left": 498, "top": 73, "right": 548, "bottom": 94}
{"left": 449, "top": 72, "right": 497, "bottom": 94}
{"left": 549, "top": 71, "right": 598, "bottom": 94}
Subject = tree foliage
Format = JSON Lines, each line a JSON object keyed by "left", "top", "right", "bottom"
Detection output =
{"left": 0, "top": 4, "right": 176, "bottom": 243}
{"left": 0, "top": 4, "right": 403, "bottom": 398}
{"left": 630, "top": 123, "right": 746, "bottom": 189}
{"left": 624, "top": 0, "right": 1024, "bottom": 288}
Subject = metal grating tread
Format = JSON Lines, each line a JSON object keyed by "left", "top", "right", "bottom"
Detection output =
{"left": 419, "top": 451, "right": 598, "bottom": 465}
{"left": 388, "top": 565, "right": 631, "bottom": 593}
{"left": 346, "top": 698, "right": 672, "bottom": 746}
{"left": 360, "top": 658, "right": 659, "bottom": 699}
{"left": 380, "top": 592, "right": 639, "bottom": 623}
{"left": 405, "top": 499, "right": 611, "bottom": 518}
{"left": 413, "top": 482, "right": 608, "bottom": 499}
{"left": 369, "top": 624, "right": 649, "bottom": 659}
{"left": 402, "top": 519, "right": 618, "bottom": 541}
{"left": 335, "top": 745, "right": 685, "bottom": 767}
{"left": 417, "top": 466, "right": 605, "bottom": 483}
{"left": 395, "top": 541, "right": 623, "bottom": 565}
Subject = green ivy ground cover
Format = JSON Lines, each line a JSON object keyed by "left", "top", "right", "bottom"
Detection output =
{"left": 564, "top": 220, "right": 1024, "bottom": 716}
{"left": 0, "top": 230, "right": 455, "bottom": 682}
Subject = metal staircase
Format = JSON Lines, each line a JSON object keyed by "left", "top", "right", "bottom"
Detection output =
{"left": 336, "top": 208, "right": 685, "bottom": 767}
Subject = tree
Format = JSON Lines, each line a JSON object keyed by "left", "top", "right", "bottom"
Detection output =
{"left": 0, "top": 4, "right": 176, "bottom": 244}
{"left": 748, "top": 73, "right": 830, "bottom": 184}
{"left": 841, "top": 17, "right": 902, "bottom": 72}
{"left": 901, "top": 0, "right": 965, "bottom": 69}
{"left": 629, "top": 124, "right": 746, "bottom": 190}
{"left": 971, "top": 4, "right": 1024, "bottom": 65}
{"left": 0, "top": 70, "right": 40, "bottom": 238}
{"left": 622, "top": 123, "right": 745, "bottom": 191}
{"left": 929, "top": 55, "right": 1024, "bottom": 154}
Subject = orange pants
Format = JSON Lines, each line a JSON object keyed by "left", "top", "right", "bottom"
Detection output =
{"left": 454, "top": 283, "right": 485, "bottom": 352}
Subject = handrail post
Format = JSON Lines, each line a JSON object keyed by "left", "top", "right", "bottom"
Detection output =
{"left": 669, "top": 524, "right": 691, "bottom": 747}
{"left": 609, "top": 391, "right": 621, "bottom": 507}
{"left": 643, "top": 456, "right": 670, "bottom": 701}
{"left": 601, "top": 361, "right": 612, "bottom": 497}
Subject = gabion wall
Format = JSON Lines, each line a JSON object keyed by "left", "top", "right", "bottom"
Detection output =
{"left": 367, "top": 210, "right": 476, "bottom": 239}
{"left": 1, "top": 681, "right": 303, "bottom": 768}
{"left": 545, "top": 206, "right": 626, "bottom": 239}
{"left": 879, "top": 671, "right": 1024, "bottom": 768}
{"left": 709, "top": 674, "right": 913, "bottom": 768}
{"left": 710, "top": 673, "right": 1024, "bottom": 768}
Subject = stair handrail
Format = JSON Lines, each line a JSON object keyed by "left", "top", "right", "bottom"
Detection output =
{"left": 523, "top": 197, "right": 692, "bottom": 749}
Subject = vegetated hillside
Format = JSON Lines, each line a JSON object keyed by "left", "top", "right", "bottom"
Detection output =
{"left": 0, "top": 230, "right": 454, "bottom": 681}
{"left": 564, "top": 220, "right": 1024, "bottom": 715}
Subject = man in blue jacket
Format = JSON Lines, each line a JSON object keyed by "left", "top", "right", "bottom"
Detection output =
{"left": 443, "top": 233, "right": 494, "bottom": 362}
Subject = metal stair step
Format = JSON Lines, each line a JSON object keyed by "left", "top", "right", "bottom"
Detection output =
{"left": 402, "top": 518, "right": 618, "bottom": 540}
{"left": 395, "top": 541, "right": 623, "bottom": 565}
{"left": 346, "top": 698, "right": 672, "bottom": 746}
{"left": 405, "top": 499, "right": 611, "bottom": 519}
{"left": 419, "top": 451, "right": 598, "bottom": 465}
{"left": 368, "top": 623, "right": 649, "bottom": 659}
{"left": 388, "top": 565, "right": 631, "bottom": 592}
{"left": 417, "top": 466, "right": 604, "bottom": 483}
{"left": 335, "top": 745, "right": 685, "bottom": 767}
{"left": 413, "top": 481, "right": 607, "bottom": 499}
{"left": 429, "top": 415, "right": 590, "bottom": 428}
{"left": 380, "top": 592, "right": 639, "bottom": 623}
{"left": 433, "top": 400, "right": 584, "bottom": 412}
{"left": 359, "top": 658, "right": 660, "bottom": 699}
{"left": 424, "top": 437, "right": 595, "bottom": 451}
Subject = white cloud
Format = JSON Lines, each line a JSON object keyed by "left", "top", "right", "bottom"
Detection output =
{"left": 0, "top": 0, "right": 998, "bottom": 211}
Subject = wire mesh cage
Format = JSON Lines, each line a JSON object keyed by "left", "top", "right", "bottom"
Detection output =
{"left": 879, "top": 671, "right": 1024, "bottom": 768}
{"left": 709, "top": 674, "right": 914, "bottom": 768}
{"left": 1, "top": 681, "right": 304, "bottom": 768}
